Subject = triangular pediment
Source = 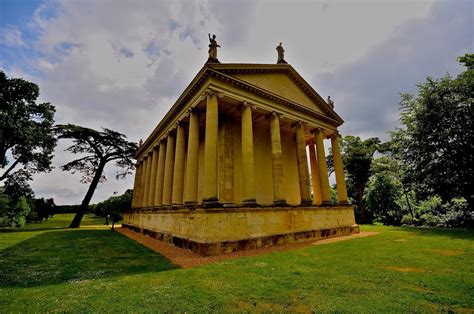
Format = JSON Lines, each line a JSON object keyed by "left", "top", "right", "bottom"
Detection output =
{"left": 231, "top": 72, "right": 323, "bottom": 113}
{"left": 208, "top": 63, "right": 342, "bottom": 122}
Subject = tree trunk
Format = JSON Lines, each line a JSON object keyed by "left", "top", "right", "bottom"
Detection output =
{"left": 69, "top": 161, "right": 106, "bottom": 228}
{"left": 0, "top": 159, "right": 20, "bottom": 181}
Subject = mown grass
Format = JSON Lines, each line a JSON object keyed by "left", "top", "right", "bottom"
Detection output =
{"left": 0, "top": 214, "right": 473, "bottom": 312}
{"left": 21, "top": 213, "right": 107, "bottom": 229}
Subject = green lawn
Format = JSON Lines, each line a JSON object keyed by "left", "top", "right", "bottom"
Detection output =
{"left": 21, "top": 213, "right": 107, "bottom": 229}
{"left": 0, "top": 215, "right": 473, "bottom": 312}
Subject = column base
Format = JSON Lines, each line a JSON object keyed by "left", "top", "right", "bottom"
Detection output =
{"left": 321, "top": 200, "right": 333, "bottom": 206}
{"left": 222, "top": 203, "right": 238, "bottom": 208}
{"left": 172, "top": 203, "right": 184, "bottom": 209}
{"left": 273, "top": 199, "right": 290, "bottom": 207}
{"left": 338, "top": 201, "right": 351, "bottom": 205}
{"left": 300, "top": 200, "right": 313, "bottom": 206}
{"left": 241, "top": 198, "right": 258, "bottom": 207}
{"left": 184, "top": 201, "right": 199, "bottom": 208}
{"left": 202, "top": 198, "right": 222, "bottom": 208}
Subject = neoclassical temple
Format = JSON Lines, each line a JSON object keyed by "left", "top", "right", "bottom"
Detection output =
{"left": 124, "top": 41, "right": 358, "bottom": 255}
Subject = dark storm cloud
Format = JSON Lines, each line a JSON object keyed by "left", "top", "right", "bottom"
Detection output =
{"left": 314, "top": 0, "right": 473, "bottom": 139}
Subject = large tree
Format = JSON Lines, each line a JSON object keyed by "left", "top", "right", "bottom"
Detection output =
{"left": 327, "top": 135, "right": 380, "bottom": 223}
{"left": 0, "top": 71, "right": 56, "bottom": 182}
{"left": 55, "top": 124, "right": 137, "bottom": 228}
{"left": 390, "top": 54, "right": 474, "bottom": 208}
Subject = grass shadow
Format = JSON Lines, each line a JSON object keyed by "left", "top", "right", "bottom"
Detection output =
{"left": 0, "top": 229, "right": 176, "bottom": 287}
{"left": 0, "top": 227, "right": 69, "bottom": 233}
{"left": 396, "top": 226, "right": 474, "bottom": 240}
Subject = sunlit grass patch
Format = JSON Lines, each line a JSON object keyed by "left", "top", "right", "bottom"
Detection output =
{"left": 0, "top": 224, "right": 473, "bottom": 312}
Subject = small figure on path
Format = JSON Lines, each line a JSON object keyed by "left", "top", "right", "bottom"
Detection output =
{"left": 276, "top": 42, "right": 287, "bottom": 64}
{"left": 207, "top": 33, "right": 221, "bottom": 63}
{"left": 104, "top": 214, "right": 110, "bottom": 226}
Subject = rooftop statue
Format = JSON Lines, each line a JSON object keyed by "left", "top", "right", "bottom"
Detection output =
{"left": 207, "top": 33, "right": 221, "bottom": 63}
{"left": 327, "top": 96, "right": 334, "bottom": 108}
{"left": 276, "top": 42, "right": 287, "bottom": 64}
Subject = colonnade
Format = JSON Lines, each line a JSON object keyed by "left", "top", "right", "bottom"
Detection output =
{"left": 131, "top": 89, "right": 349, "bottom": 209}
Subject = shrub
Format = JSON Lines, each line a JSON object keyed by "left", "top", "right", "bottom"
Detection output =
{"left": 364, "top": 173, "right": 403, "bottom": 225}
{"left": 440, "top": 197, "right": 473, "bottom": 228}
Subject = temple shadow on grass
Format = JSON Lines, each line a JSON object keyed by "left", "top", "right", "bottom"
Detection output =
{"left": 393, "top": 226, "right": 474, "bottom": 240}
{"left": 0, "top": 229, "right": 176, "bottom": 288}
{"left": 0, "top": 227, "right": 69, "bottom": 233}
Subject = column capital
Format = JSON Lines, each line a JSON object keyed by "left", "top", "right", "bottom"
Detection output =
{"left": 329, "top": 131, "right": 341, "bottom": 139}
{"left": 240, "top": 101, "right": 257, "bottom": 111}
{"left": 265, "top": 110, "right": 284, "bottom": 120}
{"left": 291, "top": 120, "right": 306, "bottom": 128}
{"left": 187, "top": 106, "right": 200, "bottom": 114}
{"left": 202, "top": 88, "right": 224, "bottom": 99}
{"left": 186, "top": 107, "right": 204, "bottom": 120}
{"left": 310, "top": 127, "right": 325, "bottom": 134}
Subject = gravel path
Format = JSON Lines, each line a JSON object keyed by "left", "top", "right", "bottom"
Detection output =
{"left": 116, "top": 228, "right": 378, "bottom": 268}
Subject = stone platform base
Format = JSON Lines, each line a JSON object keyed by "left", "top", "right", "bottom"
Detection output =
{"left": 123, "top": 205, "right": 358, "bottom": 256}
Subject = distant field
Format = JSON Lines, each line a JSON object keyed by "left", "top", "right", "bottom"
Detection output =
{"left": 0, "top": 214, "right": 473, "bottom": 312}
{"left": 21, "top": 213, "right": 108, "bottom": 229}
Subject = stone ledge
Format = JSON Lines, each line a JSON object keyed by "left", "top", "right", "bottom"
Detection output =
{"left": 127, "top": 204, "right": 353, "bottom": 215}
{"left": 122, "top": 223, "right": 360, "bottom": 256}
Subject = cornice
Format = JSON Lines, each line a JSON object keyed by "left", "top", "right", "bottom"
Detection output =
{"left": 206, "top": 69, "right": 342, "bottom": 126}
{"left": 136, "top": 63, "right": 344, "bottom": 159}
{"left": 208, "top": 63, "right": 344, "bottom": 123}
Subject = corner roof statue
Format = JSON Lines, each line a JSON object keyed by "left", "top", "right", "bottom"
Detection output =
{"left": 125, "top": 35, "right": 356, "bottom": 256}
{"left": 207, "top": 33, "right": 221, "bottom": 63}
{"left": 327, "top": 96, "right": 334, "bottom": 108}
{"left": 276, "top": 42, "right": 287, "bottom": 64}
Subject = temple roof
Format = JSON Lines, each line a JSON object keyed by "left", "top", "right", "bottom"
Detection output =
{"left": 136, "top": 62, "right": 343, "bottom": 157}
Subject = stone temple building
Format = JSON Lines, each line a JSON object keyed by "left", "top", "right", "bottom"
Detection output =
{"left": 123, "top": 41, "right": 358, "bottom": 256}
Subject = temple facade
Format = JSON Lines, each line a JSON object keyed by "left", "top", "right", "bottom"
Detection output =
{"left": 124, "top": 61, "right": 358, "bottom": 256}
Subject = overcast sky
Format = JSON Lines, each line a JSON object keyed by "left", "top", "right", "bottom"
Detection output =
{"left": 1, "top": 0, "right": 472, "bottom": 204}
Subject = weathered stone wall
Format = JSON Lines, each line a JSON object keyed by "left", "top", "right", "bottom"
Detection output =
{"left": 125, "top": 206, "right": 356, "bottom": 243}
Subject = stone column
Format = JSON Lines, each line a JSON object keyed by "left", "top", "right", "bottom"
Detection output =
{"left": 184, "top": 110, "right": 200, "bottom": 206}
{"left": 219, "top": 117, "right": 234, "bottom": 205}
{"left": 147, "top": 147, "right": 159, "bottom": 207}
{"left": 146, "top": 152, "right": 156, "bottom": 207}
{"left": 203, "top": 90, "right": 219, "bottom": 206}
{"left": 308, "top": 143, "right": 322, "bottom": 205}
{"left": 131, "top": 162, "right": 140, "bottom": 208}
{"left": 137, "top": 160, "right": 145, "bottom": 208}
{"left": 162, "top": 132, "right": 175, "bottom": 206}
{"left": 154, "top": 141, "right": 166, "bottom": 206}
{"left": 314, "top": 128, "right": 332, "bottom": 204}
{"left": 172, "top": 122, "right": 186, "bottom": 207}
{"left": 331, "top": 133, "right": 349, "bottom": 204}
{"left": 295, "top": 121, "right": 312, "bottom": 206}
{"left": 141, "top": 156, "right": 150, "bottom": 207}
{"left": 270, "top": 112, "right": 286, "bottom": 205}
{"left": 241, "top": 102, "right": 257, "bottom": 206}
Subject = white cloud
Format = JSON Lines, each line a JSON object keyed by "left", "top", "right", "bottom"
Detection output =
{"left": 4, "top": 0, "right": 470, "bottom": 204}
{"left": 0, "top": 27, "right": 26, "bottom": 47}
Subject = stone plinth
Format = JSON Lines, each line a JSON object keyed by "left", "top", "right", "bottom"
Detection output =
{"left": 123, "top": 205, "right": 359, "bottom": 256}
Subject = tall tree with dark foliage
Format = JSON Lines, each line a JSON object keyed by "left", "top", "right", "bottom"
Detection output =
{"left": 0, "top": 71, "right": 56, "bottom": 183}
{"left": 55, "top": 124, "right": 137, "bottom": 228}
{"left": 390, "top": 54, "right": 474, "bottom": 209}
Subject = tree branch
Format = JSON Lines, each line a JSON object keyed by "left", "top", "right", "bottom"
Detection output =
{"left": 0, "top": 158, "right": 21, "bottom": 181}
